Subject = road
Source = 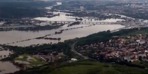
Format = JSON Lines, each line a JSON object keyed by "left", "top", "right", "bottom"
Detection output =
{"left": 71, "top": 41, "right": 89, "bottom": 60}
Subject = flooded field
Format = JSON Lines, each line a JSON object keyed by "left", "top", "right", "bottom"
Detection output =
{"left": 0, "top": 61, "right": 19, "bottom": 74}
{"left": 0, "top": 49, "right": 19, "bottom": 74}
{"left": 0, "top": 25, "right": 124, "bottom": 46}
{"left": 0, "top": 12, "right": 125, "bottom": 46}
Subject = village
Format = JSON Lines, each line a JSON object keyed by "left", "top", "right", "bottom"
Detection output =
{"left": 76, "top": 33, "right": 148, "bottom": 63}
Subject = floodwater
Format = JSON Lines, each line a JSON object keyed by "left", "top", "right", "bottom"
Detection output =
{"left": 0, "top": 49, "right": 19, "bottom": 74}
{"left": 0, "top": 12, "right": 125, "bottom": 46}
{"left": 34, "top": 12, "right": 76, "bottom": 22}
{"left": 0, "top": 61, "right": 19, "bottom": 74}
{"left": 0, "top": 50, "right": 13, "bottom": 59}
{"left": 0, "top": 25, "right": 124, "bottom": 46}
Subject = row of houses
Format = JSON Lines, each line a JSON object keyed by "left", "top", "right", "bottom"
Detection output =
{"left": 77, "top": 34, "right": 148, "bottom": 63}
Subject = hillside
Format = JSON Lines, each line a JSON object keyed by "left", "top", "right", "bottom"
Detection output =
{"left": 14, "top": 61, "right": 148, "bottom": 74}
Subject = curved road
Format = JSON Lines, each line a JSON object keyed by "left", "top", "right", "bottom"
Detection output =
{"left": 71, "top": 41, "right": 89, "bottom": 60}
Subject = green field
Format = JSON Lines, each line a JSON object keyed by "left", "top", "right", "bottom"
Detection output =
{"left": 15, "top": 61, "right": 148, "bottom": 74}
{"left": 15, "top": 54, "right": 46, "bottom": 67}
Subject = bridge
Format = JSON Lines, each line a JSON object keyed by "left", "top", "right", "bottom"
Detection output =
{"left": 47, "top": 21, "right": 122, "bottom": 25}
{"left": 0, "top": 17, "right": 123, "bottom": 25}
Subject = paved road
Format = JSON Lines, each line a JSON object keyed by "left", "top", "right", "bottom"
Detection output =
{"left": 71, "top": 41, "right": 89, "bottom": 60}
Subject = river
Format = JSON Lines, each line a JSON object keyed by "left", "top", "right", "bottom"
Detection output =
{"left": 0, "top": 12, "right": 125, "bottom": 46}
